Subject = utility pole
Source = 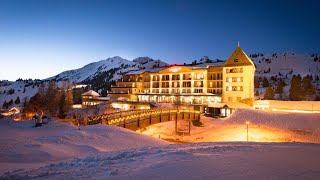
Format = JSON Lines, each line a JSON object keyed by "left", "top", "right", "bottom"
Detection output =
{"left": 246, "top": 121, "right": 249, "bottom": 142}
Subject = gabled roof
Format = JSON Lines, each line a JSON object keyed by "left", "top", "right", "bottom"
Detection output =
{"left": 223, "top": 45, "right": 255, "bottom": 67}
{"left": 81, "top": 90, "right": 100, "bottom": 97}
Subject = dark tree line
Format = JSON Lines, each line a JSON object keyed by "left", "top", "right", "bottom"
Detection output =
{"left": 289, "top": 74, "right": 315, "bottom": 101}
{"left": 2, "top": 97, "right": 20, "bottom": 109}
{"left": 23, "top": 81, "right": 74, "bottom": 118}
{"left": 82, "top": 68, "right": 119, "bottom": 96}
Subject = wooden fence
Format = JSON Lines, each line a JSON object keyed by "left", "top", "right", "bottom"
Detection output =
{"left": 88, "top": 109, "right": 201, "bottom": 131}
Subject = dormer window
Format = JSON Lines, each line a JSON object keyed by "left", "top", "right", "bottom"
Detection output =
{"left": 234, "top": 59, "right": 238, "bottom": 63}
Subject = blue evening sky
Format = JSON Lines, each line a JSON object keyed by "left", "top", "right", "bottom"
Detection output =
{"left": 0, "top": 0, "right": 319, "bottom": 80}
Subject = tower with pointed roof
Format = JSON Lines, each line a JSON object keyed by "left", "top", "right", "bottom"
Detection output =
{"left": 222, "top": 43, "right": 255, "bottom": 103}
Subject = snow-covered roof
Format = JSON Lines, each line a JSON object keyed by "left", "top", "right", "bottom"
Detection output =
{"left": 81, "top": 90, "right": 100, "bottom": 96}
{"left": 126, "top": 68, "right": 166, "bottom": 75}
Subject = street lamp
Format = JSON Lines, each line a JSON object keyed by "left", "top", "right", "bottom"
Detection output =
{"left": 246, "top": 121, "right": 250, "bottom": 142}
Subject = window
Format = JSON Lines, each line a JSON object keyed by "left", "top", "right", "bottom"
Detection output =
{"left": 162, "top": 75, "right": 169, "bottom": 81}
{"left": 183, "top": 81, "right": 191, "bottom": 87}
{"left": 232, "top": 86, "right": 237, "bottom": 91}
{"left": 152, "top": 82, "right": 159, "bottom": 88}
{"left": 209, "top": 82, "right": 213, "bottom": 88}
{"left": 226, "top": 68, "right": 243, "bottom": 73}
{"left": 172, "top": 82, "right": 180, "bottom": 88}
{"left": 153, "top": 76, "right": 159, "bottom": 81}
{"left": 162, "top": 82, "right": 169, "bottom": 88}
{"left": 194, "top": 89, "right": 203, "bottom": 93}
{"left": 183, "top": 74, "right": 191, "bottom": 80}
{"left": 195, "top": 81, "right": 203, "bottom": 87}
{"left": 234, "top": 59, "right": 238, "bottom": 62}
{"left": 195, "top": 73, "right": 204, "bottom": 80}
{"left": 172, "top": 74, "right": 180, "bottom": 80}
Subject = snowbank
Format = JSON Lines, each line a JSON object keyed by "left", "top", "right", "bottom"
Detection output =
{"left": 0, "top": 118, "right": 167, "bottom": 173}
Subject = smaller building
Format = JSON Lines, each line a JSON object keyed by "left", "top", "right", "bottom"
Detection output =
{"left": 81, "top": 90, "right": 110, "bottom": 106}
{"left": 207, "top": 102, "right": 252, "bottom": 117}
{"left": 110, "top": 101, "right": 151, "bottom": 110}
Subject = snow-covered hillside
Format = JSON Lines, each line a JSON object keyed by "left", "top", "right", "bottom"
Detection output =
{"left": 251, "top": 53, "right": 320, "bottom": 78}
{"left": 0, "top": 118, "right": 167, "bottom": 173}
{"left": 250, "top": 53, "right": 320, "bottom": 100}
{"left": 48, "top": 56, "right": 167, "bottom": 82}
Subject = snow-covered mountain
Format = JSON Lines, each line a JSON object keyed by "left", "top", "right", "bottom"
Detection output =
{"left": 48, "top": 56, "right": 167, "bottom": 82}
{"left": 0, "top": 53, "right": 319, "bottom": 107}
{"left": 0, "top": 56, "right": 168, "bottom": 106}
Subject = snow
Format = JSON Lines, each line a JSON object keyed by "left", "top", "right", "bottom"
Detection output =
{"left": 1, "top": 109, "right": 320, "bottom": 179}
{"left": 0, "top": 118, "right": 167, "bottom": 173}
{"left": 47, "top": 56, "right": 168, "bottom": 83}
{"left": 252, "top": 52, "right": 320, "bottom": 78}
{"left": 2, "top": 142, "right": 320, "bottom": 179}
{"left": 141, "top": 109, "right": 320, "bottom": 143}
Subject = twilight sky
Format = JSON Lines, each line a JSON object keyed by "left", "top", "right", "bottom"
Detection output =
{"left": 0, "top": 0, "right": 319, "bottom": 81}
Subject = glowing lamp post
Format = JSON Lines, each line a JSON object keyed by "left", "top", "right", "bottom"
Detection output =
{"left": 246, "top": 121, "right": 250, "bottom": 142}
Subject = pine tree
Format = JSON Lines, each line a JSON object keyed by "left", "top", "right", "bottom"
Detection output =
{"left": 302, "top": 76, "right": 315, "bottom": 99}
{"left": 264, "top": 87, "right": 275, "bottom": 100}
{"left": 8, "top": 99, "right": 13, "bottom": 107}
{"left": 254, "top": 77, "right": 260, "bottom": 88}
{"left": 45, "top": 81, "right": 60, "bottom": 115}
{"left": 289, "top": 74, "right": 302, "bottom": 100}
{"left": 15, "top": 96, "right": 21, "bottom": 104}
{"left": 262, "top": 77, "right": 270, "bottom": 87}
{"left": 255, "top": 90, "right": 260, "bottom": 96}
{"left": 275, "top": 79, "right": 284, "bottom": 94}
{"left": 2, "top": 100, "right": 8, "bottom": 109}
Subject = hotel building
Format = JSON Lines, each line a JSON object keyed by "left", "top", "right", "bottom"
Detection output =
{"left": 109, "top": 45, "right": 255, "bottom": 115}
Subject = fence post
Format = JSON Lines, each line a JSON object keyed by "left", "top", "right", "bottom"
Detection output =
{"left": 137, "top": 112, "right": 140, "bottom": 127}
{"left": 150, "top": 112, "right": 152, "bottom": 124}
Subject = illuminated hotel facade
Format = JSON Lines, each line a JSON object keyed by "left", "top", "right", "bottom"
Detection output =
{"left": 109, "top": 45, "right": 255, "bottom": 113}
